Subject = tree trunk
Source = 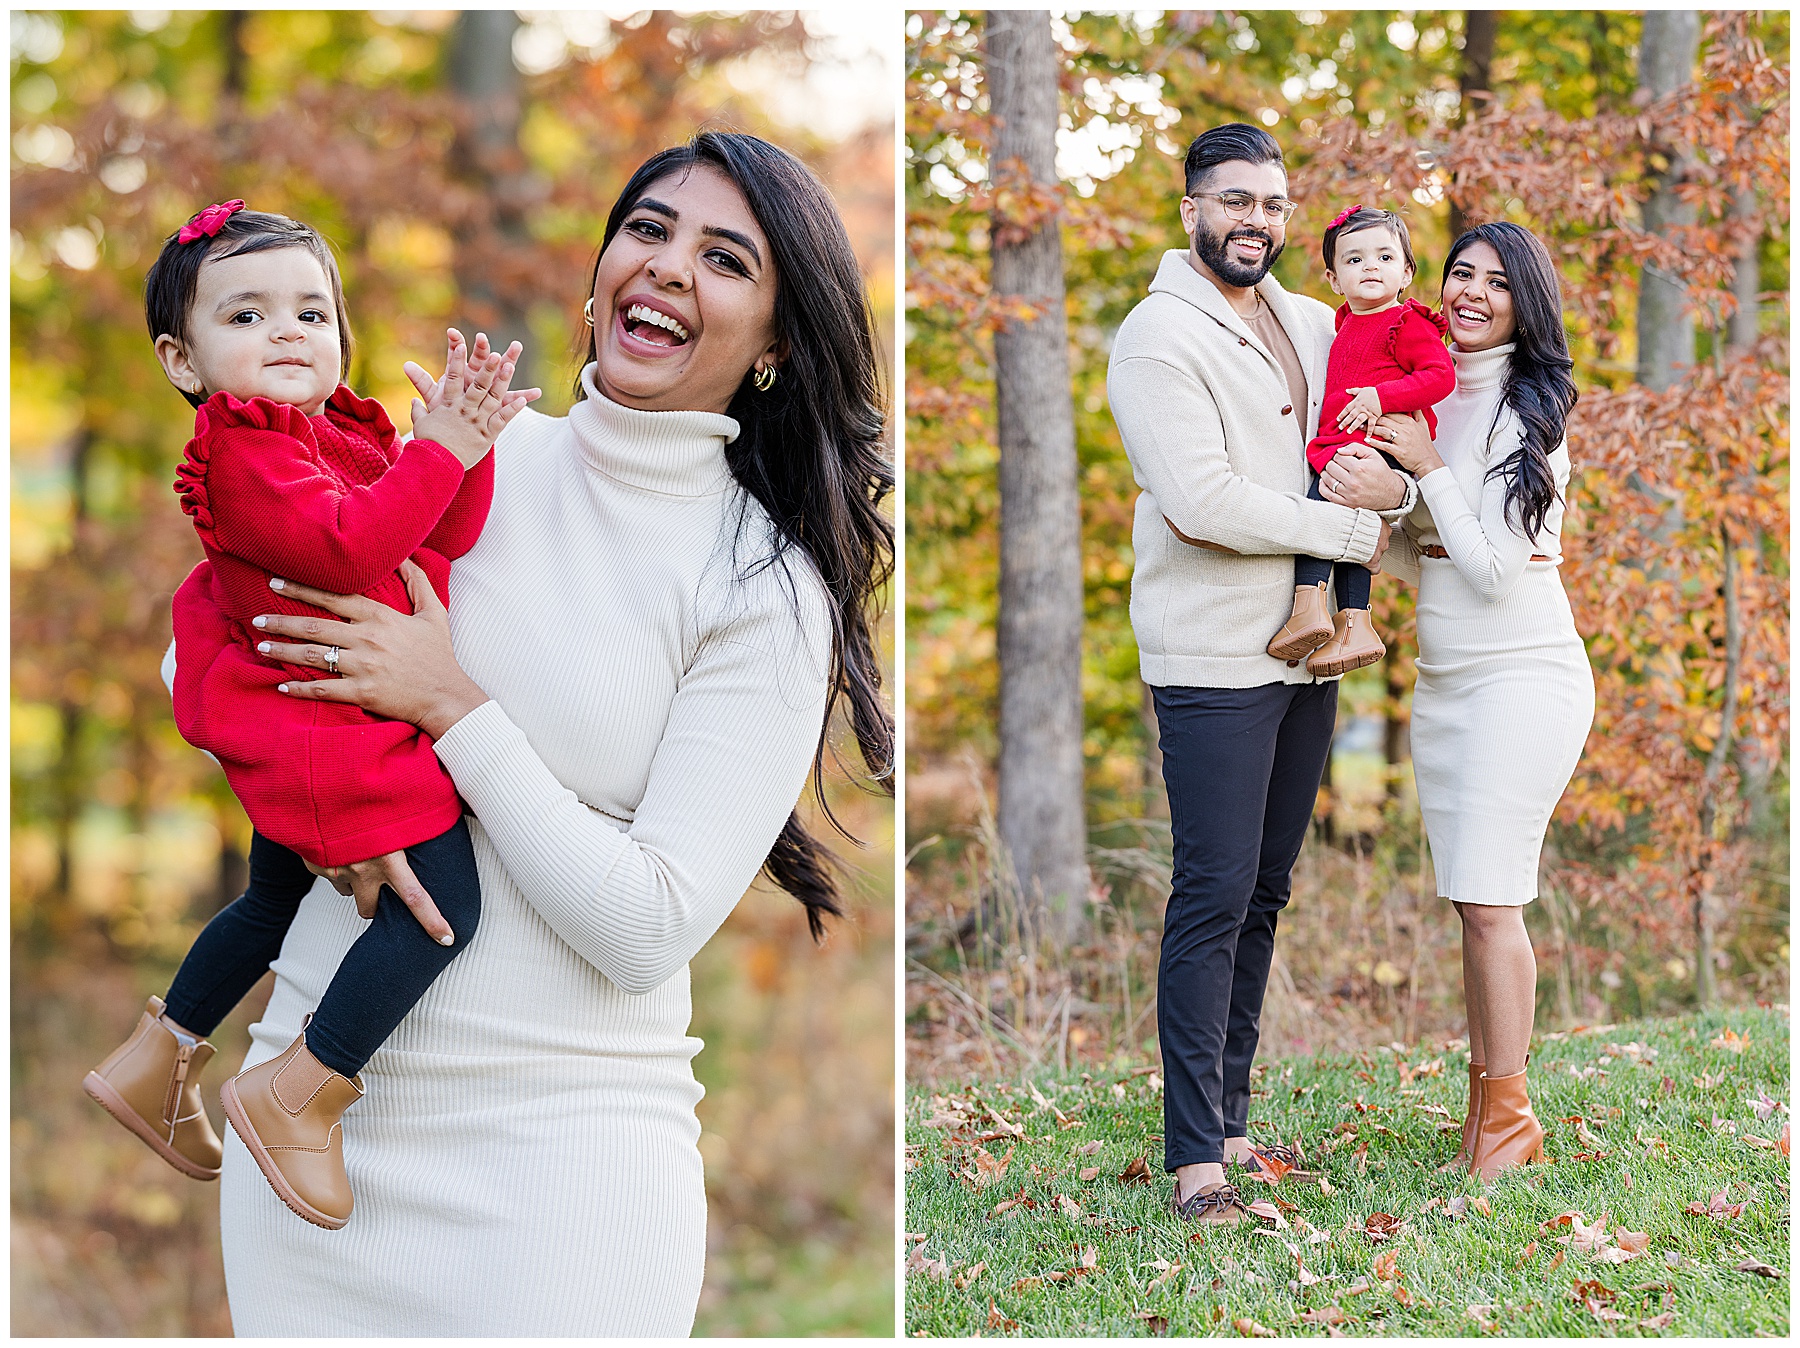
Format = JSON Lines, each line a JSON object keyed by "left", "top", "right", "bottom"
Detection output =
{"left": 1448, "top": 10, "right": 1499, "bottom": 241}
{"left": 1727, "top": 188, "right": 1761, "bottom": 353}
{"left": 50, "top": 700, "right": 84, "bottom": 917}
{"left": 1141, "top": 680, "right": 1166, "bottom": 819}
{"left": 220, "top": 11, "right": 248, "bottom": 98}
{"left": 1382, "top": 657, "right": 1407, "bottom": 803}
{"left": 212, "top": 11, "right": 251, "bottom": 162}
{"left": 447, "top": 12, "right": 538, "bottom": 390}
{"left": 1317, "top": 735, "right": 1335, "bottom": 847}
{"left": 1634, "top": 10, "right": 1700, "bottom": 391}
{"left": 986, "top": 10, "right": 1089, "bottom": 949}
{"left": 1694, "top": 523, "right": 1741, "bottom": 1008}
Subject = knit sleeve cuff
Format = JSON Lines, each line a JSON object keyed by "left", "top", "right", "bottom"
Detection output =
{"left": 1376, "top": 471, "right": 1419, "bottom": 522}
{"left": 1338, "top": 506, "right": 1384, "bottom": 564}
{"left": 1416, "top": 465, "right": 1461, "bottom": 513}
{"left": 430, "top": 698, "right": 523, "bottom": 788}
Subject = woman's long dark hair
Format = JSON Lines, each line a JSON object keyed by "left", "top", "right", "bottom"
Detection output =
{"left": 1443, "top": 222, "right": 1578, "bottom": 543}
{"left": 577, "top": 131, "right": 893, "bottom": 940}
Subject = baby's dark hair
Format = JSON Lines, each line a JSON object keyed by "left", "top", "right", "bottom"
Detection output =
{"left": 144, "top": 207, "right": 353, "bottom": 408}
{"left": 1322, "top": 206, "right": 1417, "bottom": 277}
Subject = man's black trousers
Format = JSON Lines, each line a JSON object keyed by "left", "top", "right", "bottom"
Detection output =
{"left": 1152, "top": 680, "right": 1336, "bottom": 1170}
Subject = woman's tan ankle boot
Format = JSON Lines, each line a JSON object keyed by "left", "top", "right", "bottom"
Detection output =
{"left": 1267, "top": 582, "right": 1335, "bottom": 661}
{"left": 1468, "top": 1063, "right": 1546, "bottom": 1180}
{"left": 1438, "top": 1060, "right": 1484, "bottom": 1172}
{"left": 220, "top": 1028, "right": 363, "bottom": 1230}
{"left": 1308, "top": 608, "right": 1387, "bottom": 677}
{"left": 83, "top": 995, "right": 223, "bottom": 1180}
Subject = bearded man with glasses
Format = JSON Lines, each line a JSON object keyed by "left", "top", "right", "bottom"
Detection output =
{"left": 1105, "top": 123, "right": 1414, "bottom": 1224}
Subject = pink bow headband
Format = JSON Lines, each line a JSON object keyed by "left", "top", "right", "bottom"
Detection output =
{"left": 1326, "top": 203, "right": 1363, "bottom": 232}
{"left": 178, "top": 199, "right": 245, "bottom": 244}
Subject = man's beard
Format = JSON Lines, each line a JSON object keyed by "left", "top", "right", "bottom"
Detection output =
{"left": 1193, "top": 218, "right": 1284, "bottom": 288}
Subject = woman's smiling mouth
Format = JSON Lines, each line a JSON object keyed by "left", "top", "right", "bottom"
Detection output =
{"left": 620, "top": 300, "right": 692, "bottom": 349}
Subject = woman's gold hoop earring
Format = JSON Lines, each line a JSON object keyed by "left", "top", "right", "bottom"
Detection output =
{"left": 753, "top": 363, "right": 778, "bottom": 392}
{"left": 582, "top": 297, "right": 595, "bottom": 328}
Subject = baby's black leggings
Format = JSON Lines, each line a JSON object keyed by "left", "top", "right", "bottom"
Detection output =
{"left": 161, "top": 821, "right": 480, "bottom": 1078}
{"left": 1293, "top": 449, "right": 1403, "bottom": 610}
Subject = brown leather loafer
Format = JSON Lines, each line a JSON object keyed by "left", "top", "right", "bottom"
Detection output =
{"left": 1307, "top": 608, "right": 1387, "bottom": 677}
{"left": 1267, "top": 582, "right": 1335, "bottom": 661}
{"left": 220, "top": 1027, "right": 363, "bottom": 1230}
{"left": 1172, "top": 1182, "right": 1250, "bottom": 1224}
{"left": 83, "top": 995, "right": 222, "bottom": 1180}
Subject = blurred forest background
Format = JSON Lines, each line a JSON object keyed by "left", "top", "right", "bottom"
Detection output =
{"left": 11, "top": 9, "right": 894, "bottom": 1336}
{"left": 906, "top": 11, "right": 1787, "bottom": 1082}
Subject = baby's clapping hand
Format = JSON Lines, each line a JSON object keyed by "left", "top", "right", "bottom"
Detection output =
{"left": 1336, "top": 386, "right": 1384, "bottom": 433}
{"left": 404, "top": 329, "right": 543, "bottom": 469}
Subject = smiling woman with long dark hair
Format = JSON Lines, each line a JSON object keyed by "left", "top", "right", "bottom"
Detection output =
{"left": 579, "top": 134, "right": 894, "bottom": 937}
{"left": 180, "top": 131, "right": 891, "bottom": 1335}
{"left": 1347, "top": 218, "right": 1592, "bottom": 1182}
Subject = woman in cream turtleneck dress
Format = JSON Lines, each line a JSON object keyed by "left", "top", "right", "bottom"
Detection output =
{"left": 1333, "top": 222, "right": 1591, "bottom": 1182}
{"left": 195, "top": 134, "right": 892, "bottom": 1335}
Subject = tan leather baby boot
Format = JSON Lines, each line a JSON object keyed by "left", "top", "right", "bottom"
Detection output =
{"left": 220, "top": 1027, "right": 363, "bottom": 1229}
{"left": 84, "top": 995, "right": 223, "bottom": 1180}
{"left": 1267, "top": 581, "right": 1336, "bottom": 661}
{"left": 1307, "top": 608, "right": 1387, "bottom": 677}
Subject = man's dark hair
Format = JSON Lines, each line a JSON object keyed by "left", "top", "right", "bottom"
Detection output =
{"left": 144, "top": 208, "right": 353, "bottom": 409}
{"left": 1183, "top": 123, "right": 1285, "bottom": 196}
{"left": 1323, "top": 206, "right": 1417, "bottom": 276}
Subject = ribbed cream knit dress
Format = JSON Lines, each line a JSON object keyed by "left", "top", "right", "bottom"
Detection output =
{"left": 1383, "top": 342, "right": 1593, "bottom": 905}
{"left": 216, "top": 367, "right": 831, "bottom": 1336}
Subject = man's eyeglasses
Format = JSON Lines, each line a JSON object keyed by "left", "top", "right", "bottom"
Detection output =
{"left": 1188, "top": 191, "right": 1299, "bottom": 225}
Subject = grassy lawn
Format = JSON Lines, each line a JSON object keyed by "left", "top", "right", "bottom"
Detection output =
{"left": 905, "top": 1007, "right": 1789, "bottom": 1337}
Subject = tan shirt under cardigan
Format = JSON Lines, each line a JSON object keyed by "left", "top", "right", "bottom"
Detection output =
{"left": 1108, "top": 250, "right": 1385, "bottom": 688}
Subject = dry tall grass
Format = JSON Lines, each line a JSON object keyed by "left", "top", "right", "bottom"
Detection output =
{"left": 905, "top": 759, "right": 1786, "bottom": 1087}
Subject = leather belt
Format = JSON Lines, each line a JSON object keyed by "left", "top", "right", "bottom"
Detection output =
{"left": 1418, "top": 543, "right": 1552, "bottom": 562}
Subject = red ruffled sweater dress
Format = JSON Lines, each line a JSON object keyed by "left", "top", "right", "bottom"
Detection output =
{"left": 169, "top": 386, "right": 491, "bottom": 866}
{"left": 1305, "top": 298, "right": 1456, "bottom": 473}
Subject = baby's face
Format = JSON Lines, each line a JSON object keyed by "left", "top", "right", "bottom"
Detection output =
{"left": 157, "top": 246, "right": 342, "bottom": 415}
{"left": 1327, "top": 226, "right": 1414, "bottom": 311}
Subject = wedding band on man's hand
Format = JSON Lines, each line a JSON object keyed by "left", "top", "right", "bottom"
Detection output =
{"left": 324, "top": 645, "right": 341, "bottom": 675}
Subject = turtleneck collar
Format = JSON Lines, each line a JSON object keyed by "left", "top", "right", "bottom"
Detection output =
{"left": 1449, "top": 341, "right": 1515, "bottom": 392}
{"left": 566, "top": 363, "right": 740, "bottom": 497}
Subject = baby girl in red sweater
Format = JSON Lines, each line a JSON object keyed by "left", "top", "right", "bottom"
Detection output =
{"left": 84, "top": 202, "right": 536, "bottom": 1231}
{"left": 1268, "top": 205, "right": 1454, "bottom": 676}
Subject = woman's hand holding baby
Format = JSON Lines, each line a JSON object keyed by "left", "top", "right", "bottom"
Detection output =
{"left": 254, "top": 560, "right": 489, "bottom": 741}
{"left": 404, "top": 328, "right": 541, "bottom": 469}
{"left": 1368, "top": 410, "right": 1443, "bottom": 476}
{"left": 306, "top": 852, "right": 455, "bottom": 945}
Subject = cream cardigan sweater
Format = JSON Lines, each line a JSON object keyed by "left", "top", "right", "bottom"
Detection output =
{"left": 207, "top": 370, "right": 833, "bottom": 1335}
{"left": 1108, "top": 250, "right": 1386, "bottom": 687}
